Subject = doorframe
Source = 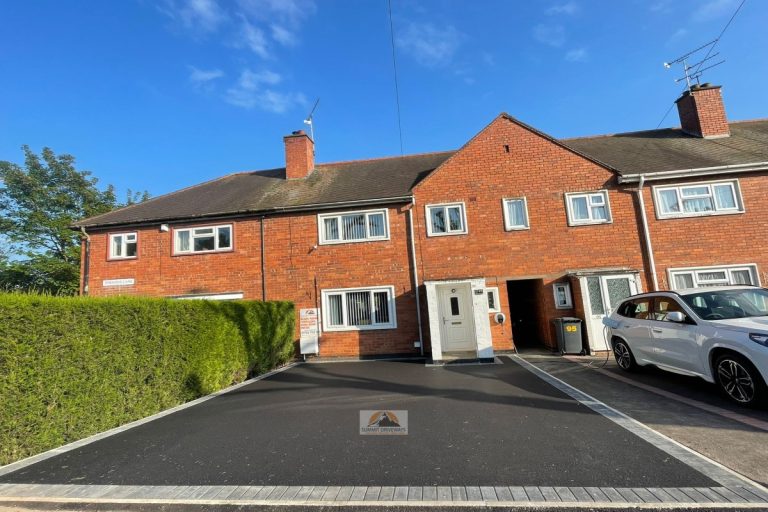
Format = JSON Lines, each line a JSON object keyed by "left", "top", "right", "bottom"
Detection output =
{"left": 425, "top": 278, "right": 493, "bottom": 361}
{"left": 578, "top": 272, "right": 642, "bottom": 353}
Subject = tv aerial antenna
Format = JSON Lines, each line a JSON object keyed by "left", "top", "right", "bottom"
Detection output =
{"left": 303, "top": 98, "right": 320, "bottom": 141}
{"left": 663, "top": 40, "right": 725, "bottom": 90}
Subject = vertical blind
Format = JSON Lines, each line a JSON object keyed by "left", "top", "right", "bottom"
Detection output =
{"left": 324, "top": 288, "right": 393, "bottom": 328}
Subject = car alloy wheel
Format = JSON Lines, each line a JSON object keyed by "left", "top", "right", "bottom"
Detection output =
{"left": 613, "top": 341, "right": 634, "bottom": 371}
{"left": 716, "top": 357, "right": 756, "bottom": 404}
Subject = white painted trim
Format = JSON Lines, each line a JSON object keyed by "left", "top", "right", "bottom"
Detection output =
{"left": 652, "top": 178, "right": 745, "bottom": 220}
{"left": 501, "top": 197, "right": 530, "bottom": 231}
{"left": 564, "top": 190, "right": 613, "bottom": 226}
{"left": 320, "top": 285, "right": 397, "bottom": 331}
{"left": 107, "top": 232, "right": 137, "bottom": 260}
{"left": 0, "top": 363, "right": 302, "bottom": 478}
{"left": 425, "top": 202, "right": 468, "bottom": 237}
{"left": 173, "top": 292, "right": 244, "bottom": 301}
{"left": 486, "top": 287, "right": 501, "bottom": 313}
{"left": 316, "top": 208, "right": 391, "bottom": 245}
{"left": 553, "top": 282, "right": 572, "bottom": 309}
{"left": 173, "top": 224, "right": 233, "bottom": 255}
{"left": 618, "top": 161, "right": 768, "bottom": 183}
{"left": 666, "top": 263, "right": 761, "bottom": 290}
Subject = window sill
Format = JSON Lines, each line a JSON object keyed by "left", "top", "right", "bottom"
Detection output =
{"left": 426, "top": 231, "right": 468, "bottom": 238}
{"left": 172, "top": 248, "right": 234, "bottom": 257}
{"left": 319, "top": 237, "right": 390, "bottom": 246}
{"left": 567, "top": 220, "right": 612, "bottom": 227}
{"left": 655, "top": 209, "right": 744, "bottom": 220}
{"left": 107, "top": 256, "right": 137, "bottom": 261}
{"left": 324, "top": 324, "right": 397, "bottom": 332}
{"left": 505, "top": 226, "right": 530, "bottom": 232}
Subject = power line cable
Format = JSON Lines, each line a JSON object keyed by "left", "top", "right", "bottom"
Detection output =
{"left": 387, "top": 0, "right": 404, "bottom": 155}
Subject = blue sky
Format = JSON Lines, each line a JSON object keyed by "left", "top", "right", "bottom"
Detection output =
{"left": 1, "top": 0, "right": 766, "bottom": 198}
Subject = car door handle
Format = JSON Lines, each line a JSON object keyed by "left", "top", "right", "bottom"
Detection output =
{"left": 652, "top": 328, "right": 663, "bottom": 333}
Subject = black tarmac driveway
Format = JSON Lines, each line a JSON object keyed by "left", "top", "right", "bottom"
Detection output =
{"left": 1, "top": 358, "right": 715, "bottom": 488}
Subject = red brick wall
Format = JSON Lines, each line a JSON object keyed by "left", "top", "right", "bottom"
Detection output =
{"left": 641, "top": 172, "right": 768, "bottom": 289}
{"left": 676, "top": 86, "right": 730, "bottom": 138}
{"left": 84, "top": 206, "right": 420, "bottom": 358}
{"left": 411, "top": 116, "right": 648, "bottom": 350}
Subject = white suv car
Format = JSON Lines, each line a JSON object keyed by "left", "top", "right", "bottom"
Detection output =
{"left": 603, "top": 286, "right": 768, "bottom": 406}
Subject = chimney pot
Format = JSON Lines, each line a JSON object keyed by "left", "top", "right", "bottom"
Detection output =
{"left": 675, "top": 84, "right": 730, "bottom": 138}
{"left": 284, "top": 130, "right": 314, "bottom": 179}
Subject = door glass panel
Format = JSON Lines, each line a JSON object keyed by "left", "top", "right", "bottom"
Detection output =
{"left": 606, "top": 278, "right": 631, "bottom": 310}
{"left": 450, "top": 296, "right": 460, "bottom": 316}
{"left": 587, "top": 277, "right": 604, "bottom": 315}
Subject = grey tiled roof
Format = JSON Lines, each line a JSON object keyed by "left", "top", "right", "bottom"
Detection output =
{"left": 75, "top": 151, "right": 455, "bottom": 228}
{"left": 562, "top": 119, "right": 768, "bottom": 178}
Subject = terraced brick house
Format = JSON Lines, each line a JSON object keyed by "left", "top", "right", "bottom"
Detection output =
{"left": 75, "top": 84, "right": 768, "bottom": 360}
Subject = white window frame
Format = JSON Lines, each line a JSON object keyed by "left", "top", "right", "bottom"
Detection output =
{"left": 653, "top": 179, "right": 744, "bottom": 219}
{"left": 486, "top": 287, "right": 500, "bottom": 313}
{"left": 553, "top": 282, "right": 573, "bottom": 309}
{"left": 502, "top": 197, "right": 530, "bottom": 231}
{"left": 565, "top": 190, "right": 612, "bottom": 226}
{"left": 317, "top": 208, "right": 390, "bottom": 245}
{"left": 173, "top": 224, "right": 233, "bottom": 255}
{"left": 425, "top": 202, "right": 468, "bottom": 237}
{"left": 108, "top": 232, "right": 137, "bottom": 260}
{"left": 321, "top": 286, "right": 397, "bottom": 331}
{"left": 668, "top": 264, "right": 760, "bottom": 290}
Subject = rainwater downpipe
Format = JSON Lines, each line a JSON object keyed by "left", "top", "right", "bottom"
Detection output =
{"left": 260, "top": 216, "right": 267, "bottom": 301}
{"left": 79, "top": 227, "right": 91, "bottom": 296}
{"left": 407, "top": 198, "right": 424, "bottom": 356}
{"left": 636, "top": 176, "right": 659, "bottom": 291}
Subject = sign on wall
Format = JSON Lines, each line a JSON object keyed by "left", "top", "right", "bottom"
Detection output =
{"left": 299, "top": 308, "right": 320, "bottom": 355}
{"left": 102, "top": 278, "right": 135, "bottom": 287}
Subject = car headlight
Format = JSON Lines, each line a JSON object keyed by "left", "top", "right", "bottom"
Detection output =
{"left": 749, "top": 333, "right": 768, "bottom": 347}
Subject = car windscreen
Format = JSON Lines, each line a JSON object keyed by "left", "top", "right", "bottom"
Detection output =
{"left": 681, "top": 289, "right": 768, "bottom": 320}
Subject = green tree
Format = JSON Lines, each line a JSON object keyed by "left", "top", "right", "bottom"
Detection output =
{"left": 0, "top": 146, "right": 148, "bottom": 294}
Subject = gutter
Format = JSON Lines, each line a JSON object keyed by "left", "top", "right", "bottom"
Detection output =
{"left": 79, "top": 227, "right": 91, "bottom": 296}
{"left": 407, "top": 198, "right": 424, "bottom": 356}
{"left": 71, "top": 196, "right": 415, "bottom": 231}
{"left": 636, "top": 176, "right": 659, "bottom": 291}
{"left": 619, "top": 161, "right": 768, "bottom": 183}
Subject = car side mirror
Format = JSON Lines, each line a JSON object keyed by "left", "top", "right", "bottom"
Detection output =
{"left": 667, "top": 311, "right": 686, "bottom": 323}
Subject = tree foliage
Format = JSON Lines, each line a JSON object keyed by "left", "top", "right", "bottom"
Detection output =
{"left": 0, "top": 146, "right": 148, "bottom": 294}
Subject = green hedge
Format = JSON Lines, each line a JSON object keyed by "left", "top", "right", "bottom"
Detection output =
{"left": 0, "top": 294, "right": 295, "bottom": 465}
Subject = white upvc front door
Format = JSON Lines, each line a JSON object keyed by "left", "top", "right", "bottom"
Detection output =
{"left": 437, "top": 284, "right": 475, "bottom": 352}
{"left": 582, "top": 273, "right": 640, "bottom": 352}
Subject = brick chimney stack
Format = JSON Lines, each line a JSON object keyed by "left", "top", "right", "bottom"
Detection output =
{"left": 284, "top": 130, "right": 314, "bottom": 179}
{"left": 675, "top": 83, "right": 730, "bottom": 138}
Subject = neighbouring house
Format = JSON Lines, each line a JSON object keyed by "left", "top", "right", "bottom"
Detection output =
{"left": 74, "top": 83, "right": 768, "bottom": 360}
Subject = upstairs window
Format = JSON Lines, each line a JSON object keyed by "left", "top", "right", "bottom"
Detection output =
{"left": 503, "top": 197, "right": 530, "bottom": 230}
{"left": 322, "top": 286, "right": 397, "bottom": 331}
{"left": 109, "top": 232, "right": 137, "bottom": 259}
{"left": 426, "top": 203, "right": 467, "bottom": 236}
{"left": 565, "top": 191, "right": 612, "bottom": 226}
{"left": 655, "top": 180, "right": 743, "bottom": 218}
{"left": 318, "top": 209, "right": 389, "bottom": 244}
{"left": 174, "top": 225, "right": 232, "bottom": 254}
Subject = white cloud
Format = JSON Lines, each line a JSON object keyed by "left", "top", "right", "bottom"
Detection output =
{"left": 546, "top": 2, "right": 579, "bottom": 15}
{"left": 159, "top": 0, "right": 227, "bottom": 33}
{"left": 692, "top": 0, "right": 739, "bottom": 22}
{"left": 667, "top": 28, "right": 689, "bottom": 45}
{"left": 225, "top": 69, "right": 305, "bottom": 113}
{"left": 237, "top": 16, "right": 270, "bottom": 58}
{"left": 533, "top": 24, "right": 566, "bottom": 47}
{"left": 564, "top": 48, "right": 588, "bottom": 62}
{"left": 237, "top": 0, "right": 316, "bottom": 48}
{"left": 188, "top": 66, "right": 224, "bottom": 84}
{"left": 396, "top": 23, "right": 464, "bottom": 67}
